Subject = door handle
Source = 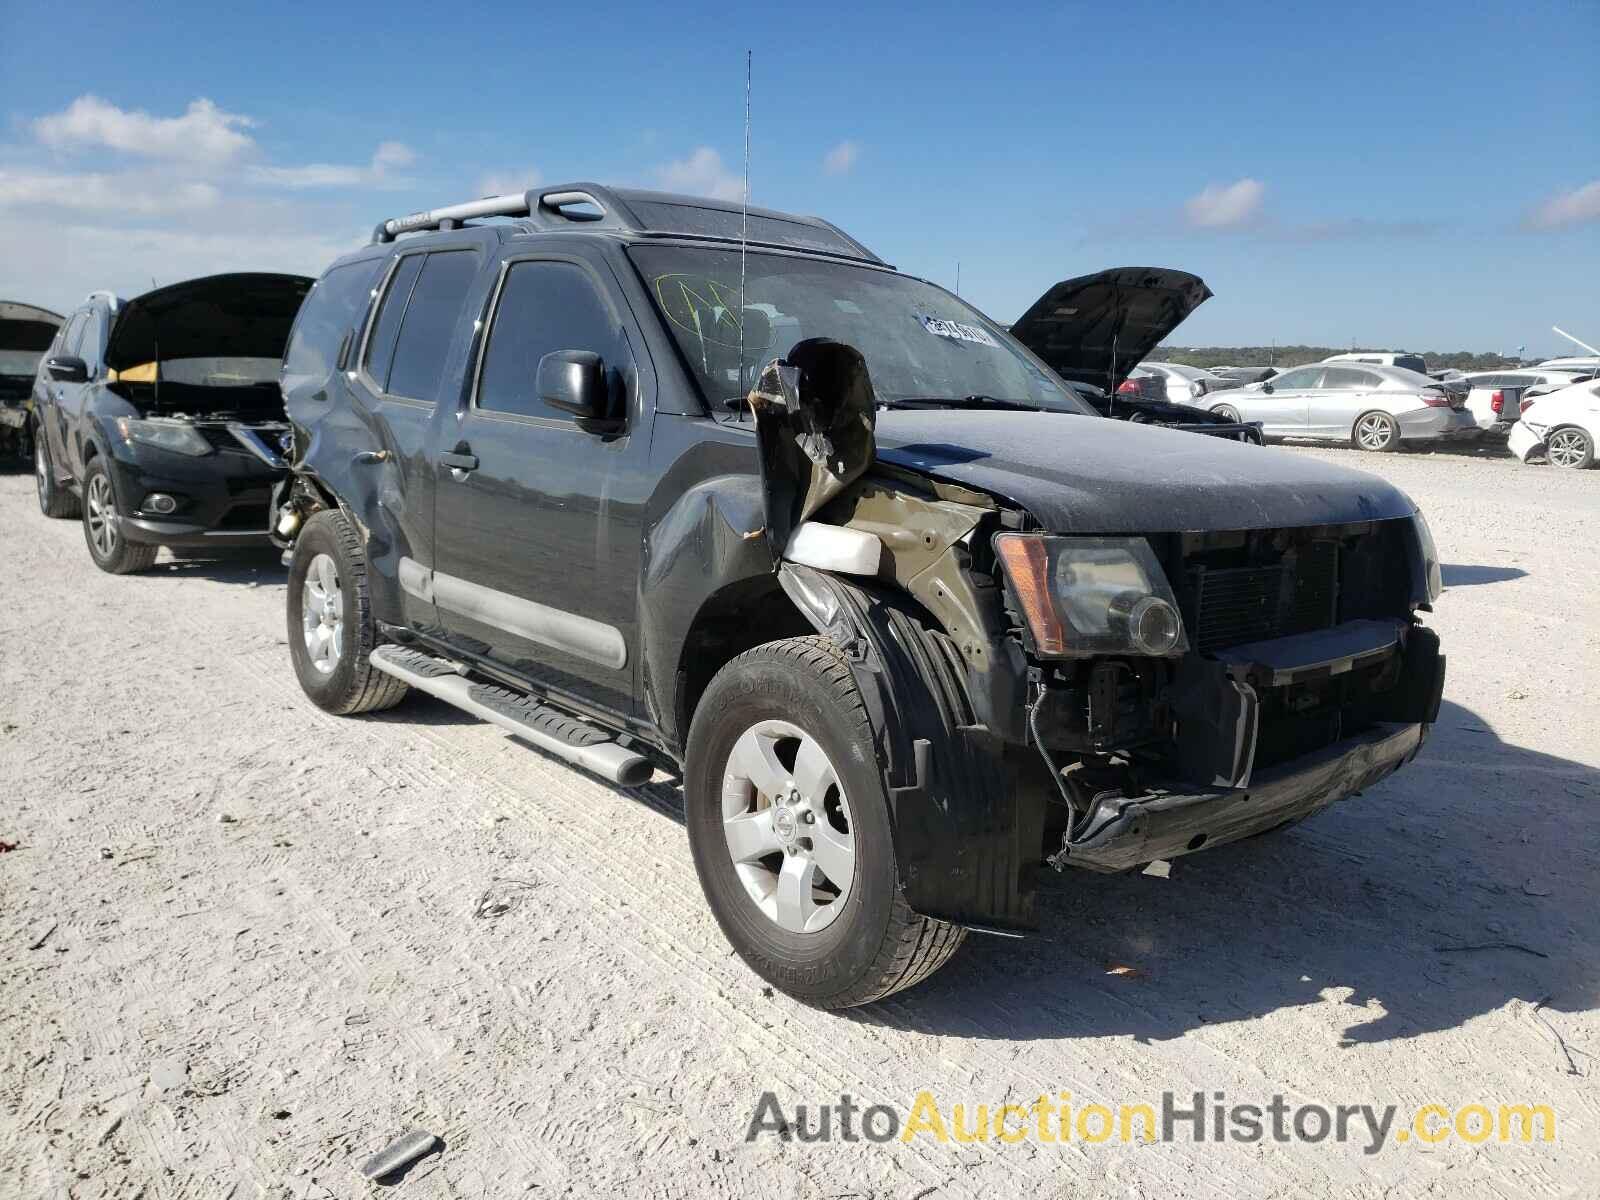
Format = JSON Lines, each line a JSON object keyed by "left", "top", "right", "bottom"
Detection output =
{"left": 439, "top": 451, "right": 479, "bottom": 472}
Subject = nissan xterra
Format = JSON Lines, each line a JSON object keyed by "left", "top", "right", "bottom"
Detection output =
{"left": 275, "top": 184, "right": 1446, "bottom": 1008}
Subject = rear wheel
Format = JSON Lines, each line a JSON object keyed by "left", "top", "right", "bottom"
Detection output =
{"left": 1546, "top": 425, "right": 1594, "bottom": 469}
{"left": 81, "top": 459, "right": 157, "bottom": 574}
{"left": 35, "top": 433, "right": 80, "bottom": 519}
{"left": 685, "top": 636, "right": 965, "bottom": 1008}
{"left": 286, "top": 509, "right": 410, "bottom": 714}
{"left": 1352, "top": 410, "right": 1400, "bottom": 453}
{"left": 1212, "top": 403, "right": 1242, "bottom": 423}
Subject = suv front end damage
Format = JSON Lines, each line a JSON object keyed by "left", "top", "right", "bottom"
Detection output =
{"left": 750, "top": 344, "right": 1444, "bottom": 927}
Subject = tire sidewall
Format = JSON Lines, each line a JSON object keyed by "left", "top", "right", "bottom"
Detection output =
{"left": 286, "top": 513, "right": 362, "bottom": 711}
{"left": 685, "top": 647, "right": 899, "bottom": 1001}
{"left": 34, "top": 434, "right": 52, "bottom": 515}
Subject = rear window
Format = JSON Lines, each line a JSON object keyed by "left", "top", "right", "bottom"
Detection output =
{"left": 283, "top": 258, "right": 384, "bottom": 393}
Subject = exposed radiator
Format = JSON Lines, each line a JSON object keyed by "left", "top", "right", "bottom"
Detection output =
{"left": 1189, "top": 541, "right": 1339, "bottom": 654}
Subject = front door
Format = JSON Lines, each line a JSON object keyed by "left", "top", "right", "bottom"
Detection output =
{"left": 430, "top": 253, "right": 651, "bottom": 718}
{"left": 1244, "top": 365, "right": 1320, "bottom": 436}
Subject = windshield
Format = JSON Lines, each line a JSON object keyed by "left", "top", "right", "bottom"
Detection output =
{"left": 0, "top": 349, "right": 45, "bottom": 377}
{"left": 628, "top": 246, "right": 1092, "bottom": 415}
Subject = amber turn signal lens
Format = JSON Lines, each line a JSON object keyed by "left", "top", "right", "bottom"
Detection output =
{"left": 993, "top": 533, "right": 1067, "bottom": 655}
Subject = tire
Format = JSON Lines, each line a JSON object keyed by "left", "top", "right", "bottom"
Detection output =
{"left": 35, "top": 431, "right": 80, "bottom": 519}
{"left": 684, "top": 635, "right": 965, "bottom": 1008}
{"left": 286, "top": 508, "right": 410, "bottom": 714}
{"left": 1352, "top": 410, "right": 1400, "bottom": 453}
{"left": 1212, "top": 404, "right": 1242, "bottom": 423}
{"left": 1545, "top": 425, "right": 1594, "bottom": 469}
{"left": 81, "top": 457, "right": 158, "bottom": 574}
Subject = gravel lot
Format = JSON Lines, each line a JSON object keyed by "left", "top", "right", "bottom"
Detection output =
{"left": 2, "top": 442, "right": 1596, "bottom": 1199}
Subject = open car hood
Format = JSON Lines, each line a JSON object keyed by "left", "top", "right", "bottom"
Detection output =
{"left": 1008, "top": 267, "right": 1212, "bottom": 393}
{"left": 104, "top": 273, "right": 313, "bottom": 372}
{"left": 0, "top": 300, "right": 65, "bottom": 358}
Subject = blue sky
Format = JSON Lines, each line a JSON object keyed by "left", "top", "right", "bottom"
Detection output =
{"left": 2, "top": 0, "right": 1595, "bottom": 355}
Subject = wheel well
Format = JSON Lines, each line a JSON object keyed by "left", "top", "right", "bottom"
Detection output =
{"left": 674, "top": 574, "right": 815, "bottom": 749}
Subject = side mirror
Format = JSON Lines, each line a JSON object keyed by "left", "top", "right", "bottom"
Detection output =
{"left": 537, "top": 349, "right": 616, "bottom": 427}
{"left": 1260, "top": 381, "right": 1274, "bottom": 394}
{"left": 47, "top": 355, "right": 89, "bottom": 384}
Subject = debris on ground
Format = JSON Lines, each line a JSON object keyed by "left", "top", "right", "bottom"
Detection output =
{"left": 358, "top": 1129, "right": 442, "bottom": 1181}
{"left": 1434, "top": 941, "right": 1549, "bottom": 958}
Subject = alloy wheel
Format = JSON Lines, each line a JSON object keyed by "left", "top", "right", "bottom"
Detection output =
{"left": 86, "top": 473, "right": 118, "bottom": 557}
{"left": 1356, "top": 414, "right": 1394, "bottom": 451}
{"left": 300, "top": 553, "right": 345, "bottom": 675}
{"left": 1547, "top": 428, "right": 1590, "bottom": 468}
{"left": 720, "top": 719, "right": 855, "bottom": 934}
{"left": 34, "top": 442, "right": 47, "bottom": 507}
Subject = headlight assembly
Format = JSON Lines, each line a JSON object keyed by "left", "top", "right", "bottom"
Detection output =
{"left": 115, "top": 417, "right": 212, "bottom": 457}
{"left": 994, "top": 533, "right": 1188, "bottom": 658}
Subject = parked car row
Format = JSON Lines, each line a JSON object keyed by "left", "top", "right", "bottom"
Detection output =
{"left": 18, "top": 182, "right": 1456, "bottom": 1006}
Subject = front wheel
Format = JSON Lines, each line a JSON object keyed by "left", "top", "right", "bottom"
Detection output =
{"left": 81, "top": 459, "right": 157, "bottom": 574}
{"left": 1352, "top": 410, "right": 1400, "bottom": 452}
{"left": 286, "top": 509, "right": 410, "bottom": 714}
{"left": 684, "top": 636, "right": 965, "bottom": 1008}
{"left": 1546, "top": 425, "right": 1594, "bottom": 469}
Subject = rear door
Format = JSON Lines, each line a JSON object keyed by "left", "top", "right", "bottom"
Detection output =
{"left": 349, "top": 241, "right": 489, "bottom": 634}
{"left": 1309, "top": 366, "right": 1382, "bottom": 435}
{"left": 429, "top": 248, "right": 653, "bottom": 717}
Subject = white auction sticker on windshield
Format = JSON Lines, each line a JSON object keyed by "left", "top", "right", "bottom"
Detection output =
{"left": 918, "top": 315, "right": 999, "bottom": 348}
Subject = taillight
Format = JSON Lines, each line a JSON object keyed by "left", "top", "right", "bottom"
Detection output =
{"left": 1490, "top": 390, "right": 1504, "bottom": 414}
{"left": 1118, "top": 380, "right": 1140, "bottom": 394}
{"left": 1420, "top": 389, "right": 1450, "bottom": 408}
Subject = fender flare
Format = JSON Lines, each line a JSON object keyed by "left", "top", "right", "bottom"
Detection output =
{"left": 778, "top": 562, "right": 1042, "bottom": 932}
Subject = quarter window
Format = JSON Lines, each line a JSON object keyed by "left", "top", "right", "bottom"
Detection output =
{"left": 365, "top": 255, "right": 423, "bottom": 391}
{"left": 284, "top": 258, "right": 384, "bottom": 389}
{"left": 478, "top": 260, "right": 632, "bottom": 422}
{"left": 386, "top": 251, "right": 482, "bottom": 404}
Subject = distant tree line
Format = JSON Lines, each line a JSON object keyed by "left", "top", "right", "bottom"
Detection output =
{"left": 1153, "top": 346, "right": 1526, "bottom": 371}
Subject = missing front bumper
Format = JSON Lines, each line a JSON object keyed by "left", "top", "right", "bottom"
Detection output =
{"left": 1055, "top": 720, "right": 1425, "bottom": 873}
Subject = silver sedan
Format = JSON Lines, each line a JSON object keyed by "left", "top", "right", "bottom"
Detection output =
{"left": 1202, "top": 363, "right": 1481, "bottom": 452}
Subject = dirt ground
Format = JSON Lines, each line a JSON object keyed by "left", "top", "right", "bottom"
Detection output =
{"left": 2, "top": 442, "right": 1596, "bottom": 1199}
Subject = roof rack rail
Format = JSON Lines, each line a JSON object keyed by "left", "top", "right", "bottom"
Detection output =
{"left": 373, "top": 182, "right": 640, "bottom": 243}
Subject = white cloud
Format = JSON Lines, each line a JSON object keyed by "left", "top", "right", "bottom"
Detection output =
{"left": 1, "top": 215, "right": 364, "bottom": 313}
{"left": 1525, "top": 180, "right": 1600, "bottom": 231}
{"left": 32, "top": 95, "right": 255, "bottom": 164}
{"left": 477, "top": 167, "right": 543, "bottom": 197}
{"left": 1184, "top": 178, "right": 1265, "bottom": 229}
{"left": 654, "top": 147, "right": 743, "bottom": 201}
{"left": 0, "top": 169, "right": 220, "bottom": 215}
{"left": 822, "top": 140, "right": 860, "bottom": 176}
{"left": 249, "top": 141, "right": 418, "bottom": 190}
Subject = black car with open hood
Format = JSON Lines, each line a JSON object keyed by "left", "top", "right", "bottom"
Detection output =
{"left": 32, "top": 273, "right": 312, "bottom": 573}
{"left": 269, "top": 183, "right": 1443, "bottom": 1009}
{"left": 1, "top": 300, "right": 64, "bottom": 460}
{"left": 1007, "top": 267, "right": 1260, "bottom": 441}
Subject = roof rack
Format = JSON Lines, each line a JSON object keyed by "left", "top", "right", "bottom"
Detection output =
{"left": 371, "top": 181, "right": 885, "bottom": 264}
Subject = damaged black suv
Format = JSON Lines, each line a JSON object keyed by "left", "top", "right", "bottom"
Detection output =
{"left": 277, "top": 184, "right": 1445, "bottom": 1008}
{"left": 33, "top": 275, "right": 311, "bottom": 572}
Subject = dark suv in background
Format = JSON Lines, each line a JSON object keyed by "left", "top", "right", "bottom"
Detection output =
{"left": 275, "top": 183, "right": 1445, "bottom": 1008}
{"left": 33, "top": 274, "right": 311, "bottom": 572}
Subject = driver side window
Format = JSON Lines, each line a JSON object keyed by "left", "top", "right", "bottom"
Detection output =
{"left": 1272, "top": 367, "right": 1324, "bottom": 389}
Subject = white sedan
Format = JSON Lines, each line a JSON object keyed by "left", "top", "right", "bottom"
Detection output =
{"left": 1507, "top": 380, "right": 1600, "bottom": 469}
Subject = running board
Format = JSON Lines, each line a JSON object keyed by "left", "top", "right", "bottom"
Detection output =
{"left": 369, "top": 645, "right": 653, "bottom": 787}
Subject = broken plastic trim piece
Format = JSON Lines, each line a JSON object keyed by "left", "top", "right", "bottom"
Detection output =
{"left": 359, "top": 1129, "right": 441, "bottom": 1181}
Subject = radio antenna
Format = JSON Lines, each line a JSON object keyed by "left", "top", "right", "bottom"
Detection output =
{"left": 737, "top": 49, "right": 752, "bottom": 416}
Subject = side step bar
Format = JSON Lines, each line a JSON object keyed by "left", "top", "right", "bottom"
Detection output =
{"left": 369, "top": 645, "right": 654, "bottom": 787}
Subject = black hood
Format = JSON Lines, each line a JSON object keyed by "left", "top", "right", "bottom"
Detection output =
{"left": 105, "top": 273, "right": 313, "bottom": 371}
{"left": 874, "top": 409, "right": 1416, "bottom": 533}
{"left": 1009, "top": 267, "right": 1212, "bottom": 393}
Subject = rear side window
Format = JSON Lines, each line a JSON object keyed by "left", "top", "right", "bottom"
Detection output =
{"left": 386, "top": 251, "right": 482, "bottom": 403}
{"left": 1323, "top": 367, "right": 1380, "bottom": 389}
{"left": 284, "top": 258, "right": 384, "bottom": 389}
{"left": 477, "top": 260, "right": 632, "bottom": 422}
{"left": 365, "top": 255, "right": 424, "bottom": 391}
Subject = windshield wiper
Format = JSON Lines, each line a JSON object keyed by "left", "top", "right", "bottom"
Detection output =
{"left": 881, "top": 395, "right": 1041, "bottom": 412}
